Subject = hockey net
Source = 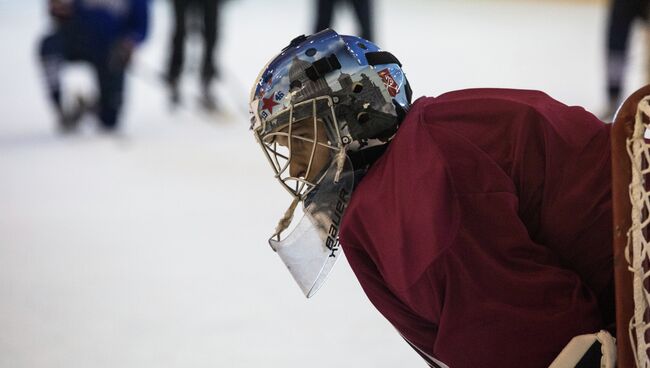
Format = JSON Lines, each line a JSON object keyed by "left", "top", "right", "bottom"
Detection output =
{"left": 613, "top": 87, "right": 650, "bottom": 368}
{"left": 628, "top": 96, "right": 650, "bottom": 366}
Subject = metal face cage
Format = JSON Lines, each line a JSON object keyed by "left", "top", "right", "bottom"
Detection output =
{"left": 251, "top": 95, "right": 343, "bottom": 200}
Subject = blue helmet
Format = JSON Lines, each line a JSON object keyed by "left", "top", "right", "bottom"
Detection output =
{"left": 249, "top": 29, "right": 412, "bottom": 297}
{"left": 250, "top": 29, "right": 412, "bottom": 199}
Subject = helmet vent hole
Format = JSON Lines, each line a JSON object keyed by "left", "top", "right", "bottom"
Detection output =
{"left": 357, "top": 42, "right": 367, "bottom": 50}
{"left": 305, "top": 48, "right": 317, "bottom": 57}
{"left": 357, "top": 112, "right": 370, "bottom": 124}
{"left": 290, "top": 80, "right": 302, "bottom": 90}
{"left": 352, "top": 83, "right": 363, "bottom": 93}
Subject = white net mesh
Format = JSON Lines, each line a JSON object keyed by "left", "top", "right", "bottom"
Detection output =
{"left": 626, "top": 96, "right": 650, "bottom": 367}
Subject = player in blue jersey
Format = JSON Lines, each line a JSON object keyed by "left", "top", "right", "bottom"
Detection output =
{"left": 38, "top": 0, "right": 149, "bottom": 133}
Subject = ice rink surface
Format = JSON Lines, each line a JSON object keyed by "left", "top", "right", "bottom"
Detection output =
{"left": 0, "top": 0, "right": 647, "bottom": 367}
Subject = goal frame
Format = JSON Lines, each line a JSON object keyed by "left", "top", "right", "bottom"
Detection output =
{"left": 612, "top": 84, "right": 650, "bottom": 368}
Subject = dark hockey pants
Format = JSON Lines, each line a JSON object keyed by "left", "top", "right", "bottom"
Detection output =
{"left": 314, "top": 0, "right": 374, "bottom": 42}
{"left": 606, "top": 0, "right": 649, "bottom": 101}
{"left": 39, "top": 30, "right": 126, "bottom": 130}
{"left": 167, "top": 0, "right": 219, "bottom": 85}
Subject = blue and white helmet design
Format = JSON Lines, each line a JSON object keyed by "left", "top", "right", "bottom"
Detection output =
{"left": 249, "top": 29, "right": 412, "bottom": 297}
{"left": 249, "top": 29, "right": 412, "bottom": 199}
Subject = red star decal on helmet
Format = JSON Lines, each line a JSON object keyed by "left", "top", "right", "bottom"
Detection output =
{"left": 261, "top": 94, "right": 279, "bottom": 114}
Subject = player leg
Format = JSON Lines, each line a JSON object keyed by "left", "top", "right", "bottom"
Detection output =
{"left": 314, "top": 0, "right": 336, "bottom": 34}
{"left": 349, "top": 0, "right": 373, "bottom": 41}
{"left": 38, "top": 30, "right": 86, "bottom": 132}
{"left": 95, "top": 56, "right": 125, "bottom": 132}
{"left": 167, "top": 0, "right": 189, "bottom": 105}
{"left": 39, "top": 32, "right": 65, "bottom": 116}
{"left": 641, "top": 0, "right": 650, "bottom": 84}
{"left": 199, "top": 0, "right": 218, "bottom": 110}
{"left": 605, "top": 0, "right": 639, "bottom": 119}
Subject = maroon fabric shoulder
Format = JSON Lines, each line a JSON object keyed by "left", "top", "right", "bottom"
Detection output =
{"left": 339, "top": 97, "right": 461, "bottom": 293}
{"left": 420, "top": 88, "right": 613, "bottom": 313}
{"left": 339, "top": 89, "right": 612, "bottom": 367}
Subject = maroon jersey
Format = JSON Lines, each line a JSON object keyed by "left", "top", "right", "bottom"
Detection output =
{"left": 339, "top": 89, "right": 613, "bottom": 368}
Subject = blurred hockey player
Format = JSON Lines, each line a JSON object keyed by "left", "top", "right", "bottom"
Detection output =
{"left": 314, "top": 0, "right": 373, "bottom": 41}
{"left": 603, "top": 0, "right": 649, "bottom": 120}
{"left": 249, "top": 30, "right": 614, "bottom": 367}
{"left": 165, "top": 0, "right": 221, "bottom": 110}
{"left": 38, "top": 0, "right": 149, "bottom": 133}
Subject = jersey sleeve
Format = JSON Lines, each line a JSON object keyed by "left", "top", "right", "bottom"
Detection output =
{"left": 341, "top": 243, "right": 443, "bottom": 366}
{"left": 339, "top": 92, "right": 611, "bottom": 367}
{"left": 430, "top": 191, "right": 603, "bottom": 367}
{"left": 428, "top": 89, "right": 614, "bottom": 324}
{"left": 524, "top": 100, "right": 613, "bottom": 324}
{"left": 344, "top": 189, "right": 605, "bottom": 367}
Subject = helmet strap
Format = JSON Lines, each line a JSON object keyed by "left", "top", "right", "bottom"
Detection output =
{"left": 333, "top": 148, "right": 347, "bottom": 183}
{"left": 273, "top": 196, "right": 301, "bottom": 240}
{"left": 335, "top": 99, "right": 398, "bottom": 141}
{"left": 348, "top": 143, "right": 389, "bottom": 172}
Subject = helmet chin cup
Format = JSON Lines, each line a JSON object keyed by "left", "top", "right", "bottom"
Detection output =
{"left": 268, "top": 157, "right": 354, "bottom": 298}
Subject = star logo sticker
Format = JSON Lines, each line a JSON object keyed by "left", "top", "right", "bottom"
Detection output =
{"left": 261, "top": 93, "right": 279, "bottom": 114}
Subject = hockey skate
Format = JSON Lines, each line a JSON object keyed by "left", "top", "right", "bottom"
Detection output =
{"left": 199, "top": 81, "right": 217, "bottom": 112}
{"left": 166, "top": 77, "right": 181, "bottom": 107}
{"left": 57, "top": 95, "right": 89, "bottom": 133}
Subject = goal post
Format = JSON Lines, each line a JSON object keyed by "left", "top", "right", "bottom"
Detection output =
{"left": 612, "top": 84, "right": 650, "bottom": 368}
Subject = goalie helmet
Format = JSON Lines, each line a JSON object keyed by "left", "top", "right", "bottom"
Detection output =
{"left": 249, "top": 29, "right": 412, "bottom": 297}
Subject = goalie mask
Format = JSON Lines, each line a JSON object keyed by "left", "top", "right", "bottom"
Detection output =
{"left": 249, "top": 29, "right": 411, "bottom": 297}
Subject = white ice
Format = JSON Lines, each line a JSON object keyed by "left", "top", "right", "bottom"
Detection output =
{"left": 0, "top": 0, "right": 647, "bottom": 367}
